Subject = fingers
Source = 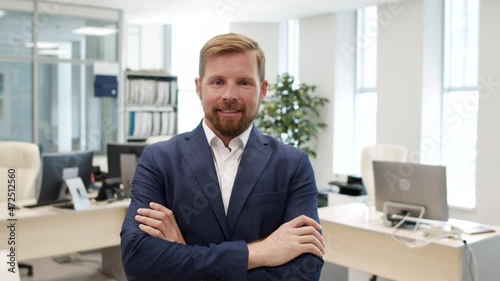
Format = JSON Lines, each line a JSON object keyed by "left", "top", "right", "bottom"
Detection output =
{"left": 299, "top": 241, "right": 325, "bottom": 258}
{"left": 137, "top": 202, "right": 174, "bottom": 222}
{"left": 296, "top": 231, "right": 325, "bottom": 255}
{"left": 295, "top": 225, "right": 325, "bottom": 247}
{"left": 288, "top": 215, "right": 322, "bottom": 231}
{"left": 135, "top": 202, "right": 186, "bottom": 244}
{"left": 135, "top": 214, "right": 165, "bottom": 230}
{"left": 287, "top": 215, "right": 326, "bottom": 257}
{"left": 138, "top": 223, "right": 164, "bottom": 239}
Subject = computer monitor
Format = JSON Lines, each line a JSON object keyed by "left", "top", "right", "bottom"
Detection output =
{"left": 36, "top": 150, "right": 94, "bottom": 205}
{"left": 373, "top": 160, "right": 448, "bottom": 222}
{"left": 106, "top": 142, "right": 147, "bottom": 179}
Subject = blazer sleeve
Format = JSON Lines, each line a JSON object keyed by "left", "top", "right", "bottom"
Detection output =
{"left": 247, "top": 152, "right": 324, "bottom": 281}
{"left": 120, "top": 146, "right": 249, "bottom": 281}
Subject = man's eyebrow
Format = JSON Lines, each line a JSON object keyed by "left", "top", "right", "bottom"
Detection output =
{"left": 204, "top": 75, "right": 223, "bottom": 81}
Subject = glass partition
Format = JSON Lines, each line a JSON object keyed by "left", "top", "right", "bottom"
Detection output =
{"left": 0, "top": 10, "right": 33, "bottom": 58}
{"left": 37, "top": 15, "right": 118, "bottom": 61}
{"left": 0, "top": 61, "right": 33, "bottom": 142}
{"left": 37, "top": 63, "right": 117, "bottom": 153}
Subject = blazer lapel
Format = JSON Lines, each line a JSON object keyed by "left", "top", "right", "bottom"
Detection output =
{"left": 180, "top": 124, "right": 230, "bottom": 240}
{"left": 226, "top": 127, "right": 273, "bottom": 235}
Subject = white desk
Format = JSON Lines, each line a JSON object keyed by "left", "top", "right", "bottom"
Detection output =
{"left": 319, "top": 203, "right": 500, "bottom": 281}
{"left": 0, "top": 199, "right": 130, "bottom": 280}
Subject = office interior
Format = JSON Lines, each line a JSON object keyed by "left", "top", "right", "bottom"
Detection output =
{"left": 1, "top": 0, "right": 500, "bottom": 280}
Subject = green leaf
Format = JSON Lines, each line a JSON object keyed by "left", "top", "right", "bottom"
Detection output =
{"left": 255, "top": 73, "right": 329, "bottom": 158}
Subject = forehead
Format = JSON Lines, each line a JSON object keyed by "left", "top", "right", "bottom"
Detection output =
{"left": 203, "top": 51, "right": 259, "bottom": 78}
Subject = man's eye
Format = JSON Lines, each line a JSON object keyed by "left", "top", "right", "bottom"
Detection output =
{"left": 210, "top": 80, "right": 224, "bottom": 86}
{"left": 239, "top": 81, "right": 251, "bottom": 87}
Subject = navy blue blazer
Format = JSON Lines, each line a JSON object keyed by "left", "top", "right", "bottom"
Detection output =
{"left": 120, "top": 123, "right": 324, "bottom": 281}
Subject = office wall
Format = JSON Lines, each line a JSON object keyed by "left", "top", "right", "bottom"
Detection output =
{"left": 126, "top": 24, "right": 173, "bottom": 71}
{"left": 298, "top": 12, "right": 357, "bottom": 188}
{"left": 141, "top": 24, "right": 166, "bottom": 70}
{"left": 230, "top": 23, "right": 280, "bottom": 85}
{"left": 376, "top": 0, "right": 425, "bottom": 162}
{"left": 298, "top": 14, "right": 336, "bottom": 188}
{"left": 377, "top": 0, "right": 443, "bottom": 165}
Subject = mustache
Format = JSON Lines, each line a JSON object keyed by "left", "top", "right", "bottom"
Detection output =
{"left": 213, "top": 104, "right": 244, "bottom": 112}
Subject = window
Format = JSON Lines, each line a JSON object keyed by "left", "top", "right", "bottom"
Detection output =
{"left": 442, "top": 0, "right": 479, "bottom": 208}
{"left": 353, "top": 6, "right": 378, "bottom": 172}
{"left": 0, "top": 3, "right": 121, "bottom": 153}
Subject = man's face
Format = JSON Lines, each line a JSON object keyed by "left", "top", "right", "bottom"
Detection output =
{"left": 196, "top": 50, "right": 267, "bottom": 139}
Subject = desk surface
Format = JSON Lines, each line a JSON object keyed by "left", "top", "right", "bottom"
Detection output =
{"left": 0, "top": 199, "right": 130, "bottom": 221}
{"left": 0, "top": 199, "right": 130, "bottom": 261}
{"left": 319, "top": 203, "right": 500, "bottom": 247}
{"left": 319, "top": 203, "right": 500, "bottom": 281}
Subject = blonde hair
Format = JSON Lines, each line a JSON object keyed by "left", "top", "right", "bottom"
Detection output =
{"left": 199, "top": 33, "right": 266, "bottom": 82}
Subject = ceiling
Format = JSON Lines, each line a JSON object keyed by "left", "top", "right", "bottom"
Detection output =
{"left": 43, "top": 0, "right": 401, "bottom": 24}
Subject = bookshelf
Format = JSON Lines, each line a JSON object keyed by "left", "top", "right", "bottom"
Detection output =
{"left": 124, "top": 71, "right": 178, "bottom": 142}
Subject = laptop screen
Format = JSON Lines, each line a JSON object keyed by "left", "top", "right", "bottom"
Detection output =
{"left": 373, "top": 160, "right": 449, "bottom": 221}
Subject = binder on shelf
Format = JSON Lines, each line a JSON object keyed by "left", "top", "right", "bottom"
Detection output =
{"left": 129, "top": 112, "right": 135, "bottom": 136}
{"left": 168, "top": 111, "right": 177, "bottom": 135}
{"left": 170, "top": 80, "right": 178, "bottom": 106}
{"left": 125, "top": 72, "right": 178, "bottom": 141}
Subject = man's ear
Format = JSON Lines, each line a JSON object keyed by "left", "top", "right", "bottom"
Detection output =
{"left": 195, "top": 78, "right": 201, "bottom": 98}
{"left": 260, "top": 80, "right": 268, "bottom": 100}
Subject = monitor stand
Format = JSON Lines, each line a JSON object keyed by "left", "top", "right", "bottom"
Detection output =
{"left": 120, "top": 153, "right": 138, "bottom": 198}
{"left": 383, "top": 201, "right": 425, "bottom": 230}
{"left": 55, "top": 177, "right": 91, "bottom": 210}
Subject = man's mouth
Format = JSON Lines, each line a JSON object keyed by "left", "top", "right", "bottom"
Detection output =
{"left": 219, "top": 109, "right": 240, "bottom": 113}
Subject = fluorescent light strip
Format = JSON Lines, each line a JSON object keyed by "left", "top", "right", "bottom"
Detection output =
{"left": 72, "top": 26, "right": 117, "bottom": 36}
{"left": 38, "top": 49, "right": 66, "bottom": 56}
{"left": 25, "top": 42, "right": 60, "bottom": 49}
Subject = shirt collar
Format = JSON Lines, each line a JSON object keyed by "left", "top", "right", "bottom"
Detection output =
{"left": 202, "top": 118, "right": 252, "bottom": 150}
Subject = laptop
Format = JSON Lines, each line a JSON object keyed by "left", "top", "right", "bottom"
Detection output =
{"left": 373, "top": 160, "right": 449, "bottom": 222}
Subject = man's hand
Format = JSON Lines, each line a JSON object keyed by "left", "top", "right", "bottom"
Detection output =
{"left": 135, "top": 202, "right": 186, "bottom": 244}
{"left": 247, "top": 215, "right": 325, "bottom": 269}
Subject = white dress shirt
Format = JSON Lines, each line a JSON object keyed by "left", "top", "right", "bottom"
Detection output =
{"left": 202, "top": 120, "right": 252, "bottom": 215}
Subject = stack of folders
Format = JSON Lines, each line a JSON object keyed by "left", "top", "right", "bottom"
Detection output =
{"left": 126, "top": 77, "right": 178, "bottom": 138}
{"left": 126, "top": 79, "right": 177, "bottom": 106}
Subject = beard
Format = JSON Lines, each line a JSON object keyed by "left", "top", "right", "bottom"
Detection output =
{"left": 206, "top": 103, "right": 257, "bottom": 138}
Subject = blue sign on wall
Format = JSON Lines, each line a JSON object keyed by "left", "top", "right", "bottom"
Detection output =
{"left": 94, "top": 75, "right": 118, "bottom": 97}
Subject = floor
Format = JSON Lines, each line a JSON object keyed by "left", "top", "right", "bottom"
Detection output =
{"left": 19, "top": 251, "right": 117, "bottom": 281}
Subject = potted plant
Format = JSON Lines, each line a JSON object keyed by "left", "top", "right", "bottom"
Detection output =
{"left": 256, "top": 73, "right": 329, "bottom": 158}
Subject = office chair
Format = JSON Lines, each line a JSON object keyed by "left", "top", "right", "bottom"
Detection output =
{"left": 0, "top": 141, "right": 41, "bottom": 276}
{"left": 360, "top": 144, "right": 408, "bottom": 204}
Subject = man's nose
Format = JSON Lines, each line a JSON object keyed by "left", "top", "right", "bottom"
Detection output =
{"left": 221, "top": 84, "right": 238, "bottom": 102}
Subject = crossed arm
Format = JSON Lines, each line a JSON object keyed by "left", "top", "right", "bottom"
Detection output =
{"left": 136, "top": 202, "right": 325, "bottom": 270}
{"left": 121, "top": 145, "right": 325, "bottom": 280}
